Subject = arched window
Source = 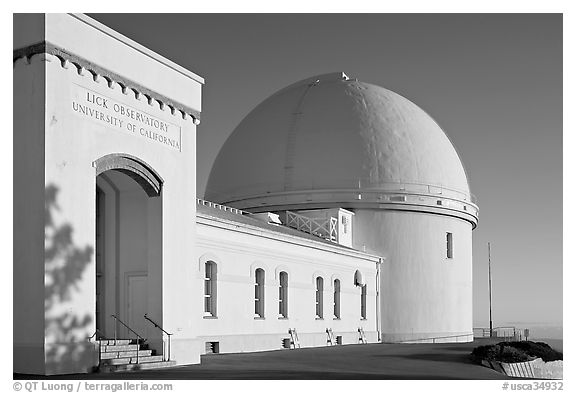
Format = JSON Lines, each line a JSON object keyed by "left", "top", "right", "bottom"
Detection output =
{"left": 354, "top": 270, "right": 366, "bottom": 320}
{"left": 361, "top": 284, "right": 367, "bottom": 320}
{"left": 279, "top": 271, "right": 288, "bottom": 318}
{"left": 204, "top": 261, "right": 217, "bottom": 317}
{"left": 255, "top": 268, "right": 265, "bottom": 318}
{"left": 333, "top": 279, "right": 341, "bottom": 319}
{"left": 315, "top": 277, "right": 324, "bottom": 319}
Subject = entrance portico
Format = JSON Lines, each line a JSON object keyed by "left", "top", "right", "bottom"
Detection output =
{"left": 95, "top": 154, "right": 163, "bottom": 354}
{"left": 14, "top": 13, "right": 204, "bottom": 375}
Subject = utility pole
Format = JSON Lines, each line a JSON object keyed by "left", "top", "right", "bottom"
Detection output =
{"left": 488, "top": 242, "right": 493, "bottom": 337}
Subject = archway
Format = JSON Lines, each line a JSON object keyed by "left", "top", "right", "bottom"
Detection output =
{"left": 94, "top": 155, "right": 163, "bottom": 350}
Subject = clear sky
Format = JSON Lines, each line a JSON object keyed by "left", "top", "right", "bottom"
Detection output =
{"left": 90, "top": 13, "right": 563, "bottom": 330}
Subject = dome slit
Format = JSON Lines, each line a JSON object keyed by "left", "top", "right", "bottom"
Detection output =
{"left": 283, "top": 82, "right": 317, "bottom": 192}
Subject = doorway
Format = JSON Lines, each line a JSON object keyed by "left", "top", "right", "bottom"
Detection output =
{"left": 94, "top": 155, "right": 163, "bottom": 345}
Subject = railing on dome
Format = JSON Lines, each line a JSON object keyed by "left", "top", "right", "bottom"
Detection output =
{"left": 209, "top": 179, "right": 478, "bottom": 206}
{"left": 285, "top": 211, "right": 338, "bottom": 243}
{"left": 196, "top": 198, "right": 249, "bottom": 216}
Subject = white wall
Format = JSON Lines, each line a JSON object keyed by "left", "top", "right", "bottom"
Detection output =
{"left": 14, "top": 13, "right": 203, "bottom": 373}
{"left": 196, "top": 213, "right": 379, "bottom": 353}
{"left": 13, "top": 54, "right": 47, "bottom": 375}
{"left": 353, "top": 210, "right": 473, "bottom": 343}
{"left": 39, "top": 55, "right": 200, "bottom": 373}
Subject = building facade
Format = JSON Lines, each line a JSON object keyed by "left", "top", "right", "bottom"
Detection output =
{"left": 206, "top": 72, "right": 479, "bottom": 344}
{"left": 13, "top": 14, "right": 476, "bottom": 376}
{"left": 196, "top": 201, "right": 380, "bottom": 353}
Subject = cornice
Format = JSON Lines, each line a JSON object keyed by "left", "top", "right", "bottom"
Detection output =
{"left": 13, "top": 41, "right": 201, "bottom": 124}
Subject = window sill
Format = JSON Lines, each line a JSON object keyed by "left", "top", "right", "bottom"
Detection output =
{"left": 278, "top": 317, "right": 289, "bottom": 320}
{"left": 254, "top": 317, "right": 265, "bottom": 320}
{"left": 315, "top": 317, "right": 324, "bottom": 320}
{"left": 333, "top": 317, "right": 341, "bottom": 320}
{"left": 360, "top": 318, "right": 368, "bottom": 321}
{"left": 203, "top": 315, "right": 218, "bottom": 319}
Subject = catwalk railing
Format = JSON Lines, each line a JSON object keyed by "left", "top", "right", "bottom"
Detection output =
{"left": 285, "top": 210, "right": 338, "bottom": 242}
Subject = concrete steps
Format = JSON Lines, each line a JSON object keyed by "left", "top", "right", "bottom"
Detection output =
{"left": 102, "top": 355, "right": 165, "bottom": 366}
{"left": 97, "top": 339, "right": 175, "bottom": 373}
{"left": 100, "top": 350, "right": 153, "bottom": 359}
{"left": 100, "top": 339, "right": 132, "bottom": 346}
{"left": 99, "top": 360, "right": 177, "bottom": 373}
{"left": 101, "top": 344, "right": 142, "bottom": 352}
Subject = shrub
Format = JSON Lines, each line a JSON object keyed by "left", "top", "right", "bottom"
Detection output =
{"left": 471, "top": 344, "right": 501, "bottom": 361}
{"left": 498, "top": 346, "right": 532, "bottom": 363}
{"left": 471, "top": 341, "right": 563, "bottom": 363}
{"left": 504, "top": 341, "right": 563, "bottom": 362}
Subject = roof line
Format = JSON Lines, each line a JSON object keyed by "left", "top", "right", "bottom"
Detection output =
{"left": 72, "top": 14, "right": 205, "bottom": 84}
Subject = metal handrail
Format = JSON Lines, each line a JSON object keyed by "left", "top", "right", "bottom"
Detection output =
{"left": 87, "top": 328, "right": 103, "bottom": 342}
{"left": 111, "top": 314, "right": 145, "bottom": 364}
{"left": 473, "top": 326, "right": 527, "bottom": 340}
{"left": 143, "top": 313, "right": 172, "bottom": 361}
{"left": 87, "top": 328, "right": 104, "bottom": 368}
{"left": 475, "top": 326, "right": 519, "bottom": 330}
{"left": 394, "top": 332, "right": 474, "bottom": 343}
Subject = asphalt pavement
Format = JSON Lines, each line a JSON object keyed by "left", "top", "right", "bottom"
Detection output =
{"left": 15, "top": 338, "right": 510, "bottom": 380}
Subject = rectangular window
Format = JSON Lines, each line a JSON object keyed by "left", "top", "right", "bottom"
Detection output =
{"left": 204, "top": 262, "right": 217, "bottom": 317}
{"left": 360, "top": 284, "right": 367, "bottom": 320}
{"left": 279, "top": 272, "right": 288, "bottom": 318}
{"left": 446, "top": 232, "right": 453, "bottom": 259}
{"left": 254, "top": 285, "right": 260, "bottom": 314}
{"left": 315, "top": 277, "right": 324, "bottom": 319}
{"left": 333, "top": 279, "right": 341, "bottom": 319}
{"left": 255, "top": 268, "right": 265, "bottom": 318}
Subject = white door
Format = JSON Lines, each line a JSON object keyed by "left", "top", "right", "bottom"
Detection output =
{"left": 127, "top": 275, "right": 148, "bottom": 340}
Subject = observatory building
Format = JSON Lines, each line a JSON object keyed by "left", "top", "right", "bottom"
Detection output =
{"left": 13, "top": 14, "right": 477, "bottom": 376}
{"left": 206, "top": 72, "right": 479, "bottom": 343}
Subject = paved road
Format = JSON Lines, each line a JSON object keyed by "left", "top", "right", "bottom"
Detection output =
{"left": 15, "top": 339, "right": 509, "bottom": 380}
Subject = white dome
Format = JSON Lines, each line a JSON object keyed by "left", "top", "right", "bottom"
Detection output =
{"left": 206, "top": 72, "right": 476, "bottom": 224}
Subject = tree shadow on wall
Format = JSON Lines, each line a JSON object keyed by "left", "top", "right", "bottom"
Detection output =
{"left": 44, "top": 184, "right": 96, "bottom": 374}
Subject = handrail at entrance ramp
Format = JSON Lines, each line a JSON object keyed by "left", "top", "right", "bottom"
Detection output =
{"left": 144, "top": 313, "right": 173, "bottom": 361}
